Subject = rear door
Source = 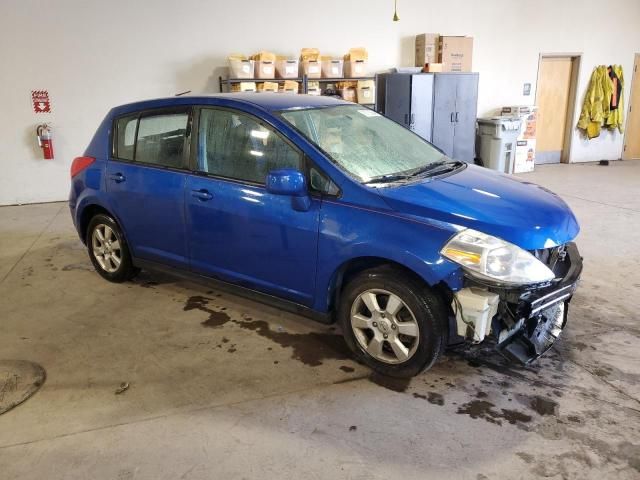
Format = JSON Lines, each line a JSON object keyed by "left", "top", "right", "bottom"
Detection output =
{"left": 185, "top": 106, "right": 320, "bottom": 306}
{"left": 106, "top": 107, "right": 191, "bottom": 268}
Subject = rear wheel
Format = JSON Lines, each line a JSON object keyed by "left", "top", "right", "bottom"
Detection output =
{"left": 338, "top": 267, "right": 447, "bottom": 378}
{"left": 86, "top": 214, "right": 138, "bottom": 283}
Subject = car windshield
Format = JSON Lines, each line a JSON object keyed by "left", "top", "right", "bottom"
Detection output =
{"left": 280, "top": 105, "right": 451, "bottom": 184}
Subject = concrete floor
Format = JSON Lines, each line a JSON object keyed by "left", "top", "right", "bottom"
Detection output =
{"left": 1, "top": 161, "right": 639, "bottom": 479}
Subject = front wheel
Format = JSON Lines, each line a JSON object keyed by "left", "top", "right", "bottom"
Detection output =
{"left": 338, "top": 267, "right": 447, "bottom": 378}
{"left": 86, "top": 214, "right": 138, "bottom": 283}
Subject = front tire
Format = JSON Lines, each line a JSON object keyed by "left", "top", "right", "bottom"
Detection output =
{"left": 86, "top": 214, "right": 137, "bottom": 283}
{"left": 338, "top": 266, "right": 447, "bottom": 378}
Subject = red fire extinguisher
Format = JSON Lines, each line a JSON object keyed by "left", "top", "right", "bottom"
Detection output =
{"left": 36, "top": 123, "right": 54, "bottom": 160}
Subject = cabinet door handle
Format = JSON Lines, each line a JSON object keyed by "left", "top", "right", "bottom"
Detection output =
{"left": 404, "top": 113, "right": 409, "bottom": 125}
{"left": 455, "top": 112, "right": 460, "bottom": 123}
{"left": 410, "top": 113, "right": 415, "bottom": 124}
{"left": 451, "top": 112, "right": 455, "bottom": 123}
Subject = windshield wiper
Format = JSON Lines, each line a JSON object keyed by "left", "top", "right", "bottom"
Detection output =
{"left": 363, "top": 173, "right": 413, "bottom": 184}
{"left": 410, "top": 160, "right": 465, "bottom": 178}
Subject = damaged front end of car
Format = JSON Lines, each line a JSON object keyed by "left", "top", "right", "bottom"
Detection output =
{"left": 442, "top": 230, "right": 583, "bottom": 364}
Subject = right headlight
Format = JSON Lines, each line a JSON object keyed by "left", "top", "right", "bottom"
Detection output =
{"left": 441, "top": 229, "right": 555, "bottom": 285}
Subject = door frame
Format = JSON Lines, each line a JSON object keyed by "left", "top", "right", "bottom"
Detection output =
{"left": 535, "top": 53, "right": 582, "bottom": 164}
{"left": 622, "top": 53, "right": 640, "bottom": 160}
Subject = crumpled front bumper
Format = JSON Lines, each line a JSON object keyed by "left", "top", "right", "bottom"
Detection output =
{"left": 493, "top": 242, "right": 583, "bottom": 364}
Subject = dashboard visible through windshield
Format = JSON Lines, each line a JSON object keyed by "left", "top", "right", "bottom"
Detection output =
{"left": 279, "top": 105, "right": 464, "bottom": 185}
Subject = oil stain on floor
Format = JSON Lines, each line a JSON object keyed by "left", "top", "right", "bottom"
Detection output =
{"left": 183, "top": 295, "right": 350, "bottom": 367}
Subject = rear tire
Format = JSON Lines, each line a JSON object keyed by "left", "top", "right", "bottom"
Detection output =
{"left": 338, "top": 266, "right": 447, "bottom": 378}
{"left": 86, "top": 214, "right": 138, "bottom": 283}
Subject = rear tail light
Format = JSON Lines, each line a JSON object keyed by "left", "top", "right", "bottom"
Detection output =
{"left": 70, "top": 156, "right": 95, "bottom": 178}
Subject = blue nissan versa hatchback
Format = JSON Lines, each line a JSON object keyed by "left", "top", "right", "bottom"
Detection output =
{"left": 69, "top": 93, "right": 582, "bottom": 378}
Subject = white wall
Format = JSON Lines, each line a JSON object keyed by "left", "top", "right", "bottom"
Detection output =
{"left": 1, "top": 0, "right": 639, "bottom": 205}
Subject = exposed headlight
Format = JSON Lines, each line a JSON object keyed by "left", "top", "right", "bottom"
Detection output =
{"left": 441, "top": 229, "right": 555, "bottom": 285}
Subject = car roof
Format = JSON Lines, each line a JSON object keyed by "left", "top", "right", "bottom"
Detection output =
{"left": 110, "top": 93, "right": 351, "bottom": 116}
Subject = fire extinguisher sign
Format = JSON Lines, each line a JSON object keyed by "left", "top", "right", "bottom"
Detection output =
{"left": 31, "top": 90, "right": 51, "bottom": 113}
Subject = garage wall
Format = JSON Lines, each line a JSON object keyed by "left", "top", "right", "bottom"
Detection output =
{"left": 1, "top": 0, "right": 639, "bottom": 206}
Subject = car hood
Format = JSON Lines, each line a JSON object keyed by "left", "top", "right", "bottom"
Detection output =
{"left": 376, "top": 164, "right": 580, "bottom": 250}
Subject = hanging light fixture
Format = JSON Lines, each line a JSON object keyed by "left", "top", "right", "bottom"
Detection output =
{"left": 393, "top": 0, "right": 400, "bottom": 21}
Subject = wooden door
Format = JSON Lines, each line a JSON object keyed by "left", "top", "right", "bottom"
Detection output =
{"left": 536, "top": 57, "right": 574, "bottom": 164}
{"left": 623, "top": 54, "right": 640, "bottom": 160}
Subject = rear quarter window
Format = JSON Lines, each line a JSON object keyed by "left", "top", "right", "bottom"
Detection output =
{"left": 115, "top": 115, "right": 137, "bottom": 160}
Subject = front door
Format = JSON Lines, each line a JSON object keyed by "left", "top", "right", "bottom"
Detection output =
{"left": 106, "top": 108, "right": 191, "bottom": 268}
{"left": 186, "top": 107, "right": 320, "bottom": 306}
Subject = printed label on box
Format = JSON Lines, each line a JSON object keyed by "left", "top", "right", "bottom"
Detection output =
{"left": 309, "top": 66, "right": 320, "bottom": 73}
{"left": 242, "top": 65, "right": 250, "bottom": 73}
{"left": 264, "top": 66, "right": 273, "bottom": 74}
{"left": 286, "top": 66, "right": 295, "bottom": 74}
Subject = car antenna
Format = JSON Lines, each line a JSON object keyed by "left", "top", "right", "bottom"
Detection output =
{"left": 175, "top": 90, "right": 191, "bottom": 96}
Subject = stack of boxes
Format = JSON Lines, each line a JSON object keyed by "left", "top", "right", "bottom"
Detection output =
{"left": 415, "top": 34, "right": 473, "bottom": 72}
{"left": 501, "top": 105, "right": 538, "bottom": 173}
{"left": 226, "top": 47, "right": 374, "bottom": 103}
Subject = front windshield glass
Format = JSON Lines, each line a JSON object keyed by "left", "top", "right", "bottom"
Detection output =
{"left": 280, "top": 105, "right": 447, "bottom": 183}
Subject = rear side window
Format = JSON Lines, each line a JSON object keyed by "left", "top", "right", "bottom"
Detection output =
{"left": 113, "top": 110, "right": 189, "bottom": 168}
{"left": 197, "top": 108, "right": 302, "bottom": 184}
{"left": 136, "top": 113, "right": 189, "bottom": 168}
{"left": 115, "top": 115, "right": 137, "bottom": 160}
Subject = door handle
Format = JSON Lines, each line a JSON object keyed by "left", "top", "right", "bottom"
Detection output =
{"left": 404, "top": 113, "right": 409, "bottom": 125}
{"left": 191, "top": 189, "right": 213, "bottom": 201}
{"left": 410, "top": 113, "right": 415, "bottom": 124}
{"left": 109, "top": 173, "right": 125, "bottom": 183}
{"left": 455, "top": 112, "right": 460, "bottom": 123}
{"left": 451, "top": 112, "right": 455, "bottom": 123}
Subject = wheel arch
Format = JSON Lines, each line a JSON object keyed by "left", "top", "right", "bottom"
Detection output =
{"left": 324, "top": 256, "right": 437, "bottom": 318}
{"left": 78, "top": 203, "right": 120, "bottom": 244}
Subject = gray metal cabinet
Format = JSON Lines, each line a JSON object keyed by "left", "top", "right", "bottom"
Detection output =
{"left": 378, "top": 72, "right": 479, "bottom": 162}
{"left": 377, "top": 73, "right": 434, "bottom": 141}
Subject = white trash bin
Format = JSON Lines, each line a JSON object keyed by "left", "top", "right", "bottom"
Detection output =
{"left": 477, "top": 117, "right": 523, "bottom": 174}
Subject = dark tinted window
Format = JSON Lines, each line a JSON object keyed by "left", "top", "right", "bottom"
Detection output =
{"left": 115, "top": 115, "right": 137, "bottom": 160}
{"left": 135, "top": 113, "right": 189, "bottom": 168}
{"left": 198, "top": 108, "right": 302, "bottom": 184}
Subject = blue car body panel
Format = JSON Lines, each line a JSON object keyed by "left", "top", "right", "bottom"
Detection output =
{"left": 70, "top": 93, "right": 580, "bottom": 315}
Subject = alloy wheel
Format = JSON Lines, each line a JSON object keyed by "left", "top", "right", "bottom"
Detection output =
{"left": 91, "top": 224, "right": 122, "bottom": 273}
{"left": 350, "top": 289, "right": 420, "bottom": 364}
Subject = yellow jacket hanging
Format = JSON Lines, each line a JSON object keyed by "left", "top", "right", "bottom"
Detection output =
{"left": 577, "top": 65, "right": 624, "bottom": 139}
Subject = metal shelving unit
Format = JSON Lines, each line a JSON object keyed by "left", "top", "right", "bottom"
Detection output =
{"left": 218, "top": 74, "right": 378, "bottom": 107}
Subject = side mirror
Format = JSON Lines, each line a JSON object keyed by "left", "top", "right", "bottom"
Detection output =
{"left": 266, "top": 169, "right": 307, "bottom": 197}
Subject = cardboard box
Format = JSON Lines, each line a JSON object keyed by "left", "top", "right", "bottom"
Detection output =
{"left": 356, "top": 80, "right": 375, "bottom": 104}
{"left": 439, "top": 36, "right": 473, "bottom": 72}
{"left": 415, "top": 34, "right": 439, "bottom": 67}
{"left": 254, "top": 61, "right": 276, "bottom": 79}
{"left": 256, "top": 81, "right": 279, "bottom": 93}
{"left": 228, "top": 57, "right": 255, "bottom": 79}
{"left": 422, "top": 63, "right": 443, "bottom": 73}
{"left": 301, "top": 60, "right": 322, "bottom": 78}
{"left": 338, "top": 88, "right": 357, "bottom": 102}
{"left": 300, "top": 48, "right": 320, "bottom": 62}
{"left": 275, "top": 58, "right": 299, "bottom": 79}
{"left": 307, "top": 81, "right": 321, "bottom": 95}
{"left": 230, "top": 82, "right": 257, "bottom": 92}
{"left": 251, "top": 51, "right": 276, "bottom": 62}
{"left": 280, "top": 80, "right": 299, "bottom": 94}
{"left": 344, "top": 47, "right": 368, "bottom": 78}
{"left": 502, "top": 105, "right": 538, "bottom": 173}
{"left": 344, "top": 60, "right": 368, "bottom": 77}
{"left": 321, "top": 58, "right": 344, "bottom": 78}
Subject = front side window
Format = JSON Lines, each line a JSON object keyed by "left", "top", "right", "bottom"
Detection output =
{"left": 135, "top": 113, "right": 189, "bottom": 168}
{"left": 280, "top": 105, "right": 448, "bottom": 183}
{"left": 197, "top": 108, "right": 302, "bottom": 184}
